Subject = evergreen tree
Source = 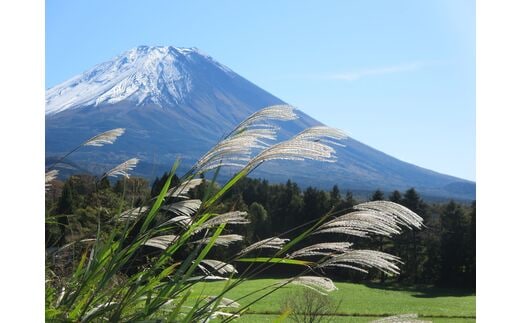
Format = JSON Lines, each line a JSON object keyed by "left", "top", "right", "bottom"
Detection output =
{"left": 389, "top": 190, "right": 402, "bottom": 203}
{"left": 467, "top": 201, "right": 476, "bottom": 289}
{"left": 344, "top": 191, "right": 356, "bottom": 208}
{"left": 371, "top": 189, "right": 385, "bottom": 201}
{"left": 247, "top": 202, "right": 269, "bottom": 240}
{"left": 402, "top": 188, "right": 426, "bottom": 214}
{"left": 303, "top": 187, "right": 330, "bottom": 224}
{"left": 420, "top": 204, "right": 442, "bottom": 284}
{"left": 98, "top": 176, "right": 111, "bottom": 190}
{"left": 330, "top": 185, "right": 341, "bottom": 210}
{"left": 439, "top": 200, "right": 468, "bottom": 287}
{"left": 284, "top": 181, "right": 304, "bottom": 231}
{"left": 228, "top": 192, "right": 248, "bottom": 211}
{"left": 55, "top": 181, "right": 74, "bottom": 245}
{"left": 399, "top": 188, "right": 427, "bottom": 283}
{"left": 57, "top": 181, "right": 75, "bottom": 214}
{"left": 151, "top": 172, "right": 180, "bottom": 197}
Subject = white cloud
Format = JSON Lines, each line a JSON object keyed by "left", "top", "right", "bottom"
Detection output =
{"left": 328, "top": 61, "right": 427, "bottom": 81}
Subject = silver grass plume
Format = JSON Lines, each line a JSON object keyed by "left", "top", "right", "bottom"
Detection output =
{"left": 104, "top": 158, "right": 139, "bottom": 179}
{"left": 45, "top": 170, "right": 59, "bottom": 191}
{"left": 81, "top": 302, "right": 118, "bottom": 323}
{"left": 162, "top": 199, "right": 201, "bottom": 217}
{"left": 243, "top": 126, "right": 347, "bottom": 171}
{"left": 51, "top": 161, "right": 79, "bottom": 171}
{"left": 288, "top": 276, "right": 338, "bottom": 295}
{"left": 193, "top": 211, "right": 249, "bottom": 234}
{"left": 55, "top": 287, "right": 66, "bottom": 307}
{"left": 167, "top": 178, "right": 204, "bottom": 198}
{"left": 313, "top": 201, "right": 423, "bottom": 238}
{"left": 313, "top": 211, "right": 403, "bottom": 238}
{"left": 354, "top": 201, "right": 424, "bottom": 230}
{"left": 143, "top": 235, "right": 178, "bottom": 250}
{"left": 293, "top": 126, "right": 347, "bottom": 147}
{"left": 193, "top": 234, "right": 244, "bottom": 247}
{"left": 200, "top": 259, "right": 238, "bottom": 275}
{"left": 318, "top": 250, "right": 402, "bottom": 275}
{"left": 288, "top": 242, "right": 353, "bottom": 258}
{"left": 193, "top": 105, "right": 298, "bottom": 173}
{"left": 238, "top": 237, "right": 289, "bottom": 256}
{"left": 194, "top": 127, "right": 278, "bottom": 173}
{"left": 117, "top": 206, "right": 149, "bottom": 221}
{"left": 248, "top": 139, "right": 336, "bottom": 166}
{"left": 83, "top": 128, "right": 125, "bottom": 147}
{"left": 52, "top": 238, "right": 96, "bottom": 255}
{"left": 232, "top": 104, "right": 298, "bottom": 134}
{"left": 160, "top": 215, "right": 192, "bottom": 228}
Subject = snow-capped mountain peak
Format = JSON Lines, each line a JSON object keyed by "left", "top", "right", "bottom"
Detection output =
{"left": 46, "top": 45, "right": 475, "bottom": 200}
{"left": 45, "top": 46, "right": 231, "bottom": 115}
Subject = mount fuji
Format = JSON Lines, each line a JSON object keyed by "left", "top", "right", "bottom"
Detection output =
{"left": 45, "top": 46, "right": 475, "bottom": 200}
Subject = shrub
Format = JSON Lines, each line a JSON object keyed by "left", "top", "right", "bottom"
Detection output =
{"left": 282, "top": 287, "right": 340, "bottom": 323}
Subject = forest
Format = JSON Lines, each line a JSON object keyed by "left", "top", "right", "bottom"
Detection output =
{"left": 46, "top": 172, "right": 475, "bottom": 290}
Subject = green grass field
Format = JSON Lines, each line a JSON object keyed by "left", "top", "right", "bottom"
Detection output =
{"left": 190, "top": 279, "right": 475, "bottom": 322}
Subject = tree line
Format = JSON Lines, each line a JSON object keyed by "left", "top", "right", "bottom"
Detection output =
{"left": 46, "top": 173, "right": 475, "bottom": 289}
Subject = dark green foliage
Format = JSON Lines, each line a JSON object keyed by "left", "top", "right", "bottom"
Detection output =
{"left": 98, "top": 176, "right": 111, "bottom": 190}
{"left": 389, "top": 190, "right": 402, "bottom": 203}
{"left": 330, "top": 184, "right": 341, "bottom": 210}
{"left": 46, "top": 174, "right": 153, "bottom": 247}
{"left": 399, "top": 188, "right": 428, "bottom": 284}
{"left": 467, "top": 202, "right": 476, "bottom": 288}
{"left": 246, "top": 202, "right": 269, "bottom": 241}
{"left": 342, "top": 191, "right": 357, "bottom": 209}
{"left": 151, "top": 172, "right": 180, "bottom": 197}
{"left": 439, "top": 200, "right": 474, "bottom": 288}
{"left": 57, "top": 181, "right": 75, "bottom": 214}
{"left": 53, "top": 181, "right": 75, "bottom": 245}
{"left": 371, "top": 189, "right": 385, "bottom": 201}
{"left": 47, "top": 173, "right": 476, "bottom": 289}
{"left": 272, "top": 180, "right": 304, "bottom": 234}
{"left": 303, "top": 187, "right": 330, "bottom": 223}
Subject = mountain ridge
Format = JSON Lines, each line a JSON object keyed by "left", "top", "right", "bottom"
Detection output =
{"left": 45, "top": 45, "right": 475, "bottom": 200}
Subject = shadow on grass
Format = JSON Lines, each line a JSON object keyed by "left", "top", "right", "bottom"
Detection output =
{"left": 361, "top": 281, "right": 475, "bottom": 298}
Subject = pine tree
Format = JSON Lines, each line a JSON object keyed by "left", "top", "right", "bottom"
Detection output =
{"left": 303, "top": 187, "right": 330, "bottom": 224}
{"left": 57, "top": 181, "right": 74, "bottom": 214}
{"left": 151, "top": 172, "right": 179, "bottom": 197}
{"left": 440, "top": 200, "right": 468, "bottom": 287}
{"left": 247, "top": 202, "right": 269, "bottom": 240}
{"left": 389, "top": 190, "right": 402, "bottom": 203}
{"left": 330, "top": 185, "right": 341, "bottom": 210}
{"left": 98, "top": 176, "right": 111, "bottom": 190}
{"left": 399, "top": 188, "right": 427, "bottom": 283}
{"left": 56, "top": 181, "right": 74, "bottom": 245}
{"left": 371, "top": 189, "right": 385, "bottom": 201}
{"left": 344, "top": 191, "right": 356, "bottom": 208}
{"left": 467, "top": 201, "right": 476, "bottom": 289}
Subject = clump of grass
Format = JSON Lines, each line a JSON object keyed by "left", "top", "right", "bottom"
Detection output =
{"left": 45, "top": 105, "right": 423, "bottom": 322}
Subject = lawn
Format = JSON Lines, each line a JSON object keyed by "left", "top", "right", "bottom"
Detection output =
{"left": 190, "top": 279, "right": 476, "bottom": 322}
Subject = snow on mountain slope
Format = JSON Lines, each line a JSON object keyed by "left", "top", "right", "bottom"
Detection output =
{"left": 46, "top": 46, "right": 232, "bottom": 115}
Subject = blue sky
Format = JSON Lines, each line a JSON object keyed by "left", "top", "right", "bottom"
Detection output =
{"left": 46, "top": 0, "right": 475, "bottom": 181}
